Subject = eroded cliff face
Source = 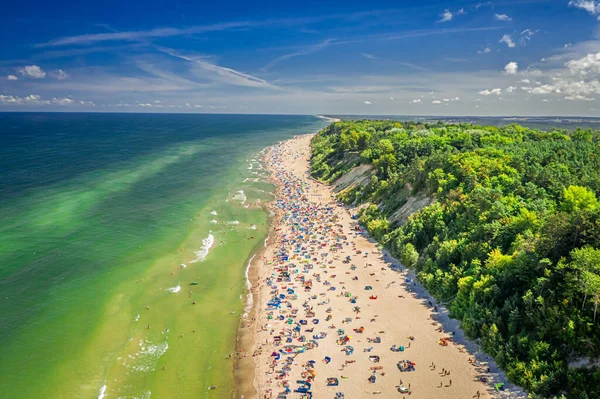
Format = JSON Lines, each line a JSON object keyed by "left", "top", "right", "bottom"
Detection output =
{"left": 331, "top": 164, "right": 433, "bottom": 227}
{"left": 387, "top": 195, "right": 435, "bottom": 226}
{"left": 331, "top": 164, "right": 374, "bottom": 193}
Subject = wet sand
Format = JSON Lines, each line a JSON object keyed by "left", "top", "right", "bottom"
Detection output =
{"left": 237, "top": 134, "right": 526, "bottom": 399}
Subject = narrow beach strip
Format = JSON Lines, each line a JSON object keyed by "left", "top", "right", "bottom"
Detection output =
{"left": 237, "top": 134, "right": 526, "bottom": 399}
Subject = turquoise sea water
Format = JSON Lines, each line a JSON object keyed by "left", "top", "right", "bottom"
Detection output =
{"left": 0, "top": 113, "right": 327, "bottom": 399}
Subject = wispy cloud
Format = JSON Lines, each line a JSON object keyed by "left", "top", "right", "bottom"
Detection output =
{"left": 380, "top": 26, "right": 503, "bottom": 41}
{"left": 520, "top": 29, "right": 538, "bottom": 45}
{"left": 35, "top": 10, "right": 410, "bottom": 48}
{"left": 50, "top": 69, "right": 69, "bottom": 80}
{"left": 158, "top": 47, "right": 277, "bottom": 89}
{"left": 36, "top": 22, "right": 254, "bottom": 47}
{"left": 263, "top": 39, "right": 336, "bottom": 71}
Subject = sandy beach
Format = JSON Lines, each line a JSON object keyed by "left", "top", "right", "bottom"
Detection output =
{"left": 236, "top": 134, "right": 526, "bottom": 399}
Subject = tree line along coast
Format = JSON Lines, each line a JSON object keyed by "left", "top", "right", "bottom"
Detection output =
{"left": 309, "top": 120, "right": 600, "bottom": 399}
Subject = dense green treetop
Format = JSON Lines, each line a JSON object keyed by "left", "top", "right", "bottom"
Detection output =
{"left": 311, "top": 120, "right": 600, "bottom": 399}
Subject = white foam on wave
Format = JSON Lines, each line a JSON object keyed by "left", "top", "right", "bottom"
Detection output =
{"left": 190, "top": 234, "right": 215, "bottom": 263}
{"left": 210, "top": 219, "right": 217, "bottom": 224}
{"left": 97, "top": 384, "right": 107, "bottom": 399}
{"left": 124, "top": 340, "right": 169, "bottom": 372}
{"left": 134, "top": 314, "right": 140, "bottom": 322}
{"left": 232, "top": 190, "right": 247, "bottom": 204}
{"left": 210, "top": 211, "right": 217, "bottom": 216}
{"left": 166, "top": 285, "right": 181, "bottom": 293}
{"left": 243, "top": 254, "right": 256, "bottom": 316}
{"left": 118, "top": 392, "right": 152, "bottom": 399}
{"left": 180, "top": 263, "right": 187, "bottom": 268}
{"left": 249, "top": 225, "right": 257, "bottom": 230}
{"left": 227, "top": 220, "right": 240, "bottom": 225}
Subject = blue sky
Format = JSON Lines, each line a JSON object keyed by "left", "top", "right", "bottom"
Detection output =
{"left": 1, "top": 0, "right": 600, "bottom": 115}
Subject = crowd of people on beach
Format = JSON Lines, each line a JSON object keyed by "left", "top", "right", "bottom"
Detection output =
{"left": 244, "top": 136, "right": 495, "bottom": 399}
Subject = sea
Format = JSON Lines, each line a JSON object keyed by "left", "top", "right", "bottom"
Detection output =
{"left": 0, "top": 113, "right": 328, "bottom": 399}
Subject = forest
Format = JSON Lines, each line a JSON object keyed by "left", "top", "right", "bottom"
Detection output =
{"left": 310, "top": 120, "right": 600, "bottom": 398}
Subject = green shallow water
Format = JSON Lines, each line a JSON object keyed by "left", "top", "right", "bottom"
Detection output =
{"left": 0, "top": 113, "right": 327, "bottom": 399}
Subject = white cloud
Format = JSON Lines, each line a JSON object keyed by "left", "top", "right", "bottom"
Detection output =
{"left": 519, "top": 52, "right": 600, "bottom": 100}
{"left": 438, "top": 9, "right": 453, "bottom": 22}
{"left": 410, "top": 99, "right": 422, "bottom": 104}
{"left": 506, "top": 86, "right": 517, "bottom": 93}
{"left": 479, "top": 88, "right": 502, "bottom": 96}
{"left": 499, "top": 34, "right": 516, "bottom": 48}
{"left": 0, "top": 94, "right": 84, "bottom": 106}
{"left": 568, "top": 0, "right": 600, "bottom": 18}
{"left": 7, "top": 75, "right": 18, "bottom": 80}
{"left": 566, "top": 51, "right": 600, "bottom": 75}
{"left": 24, "top": 95, "right": 41, "bottom": 102}
{"left": 478, "top": 47, "right": 492, "bottom": 54}
{"left": 364, "top": 100, "right": 371, "bottom": 104}
{"left": 18, "top": 65, "right": 46, "bottom": 79}
{"left": 519, "top": 79, "right": 531, "bottom": 84}
{"left": 565, "top": 95, "right": 596, "bottom": 101}
{"left": 51, "top": 69, "right": 69, "bottom": 80}
{"left": 443, "top": 98, "right": 450, "bottom": 102}
{"left": 432, "top": 100, "right": 442, "bottom": 104}
{"left": 504, "top": 61, "right": 518, "bottom": 74}
{"left": 0, "top": 94, "right": 44, "bottom": 104}
{"left": 494, "top": 13, "right": 512, "bottom": 21}
{"left": 390, "top": 96, "right": 394, "bottom": 100}
{"left": 457, "top": 8, "right": 466, "bottom": 15}
{"left": 52, "top": 97, "right": 73, "bottom": 105}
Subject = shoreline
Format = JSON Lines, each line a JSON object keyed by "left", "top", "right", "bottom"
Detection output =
{"left": 236, "top": 133, "right": 526, "bottom": 399}
{"left": 234, "top": 144, "right": 281, "bottom": 399}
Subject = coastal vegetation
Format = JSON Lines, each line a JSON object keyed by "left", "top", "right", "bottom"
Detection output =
{"left": 310, "top": 120, "right": 600, "bottom": 398}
